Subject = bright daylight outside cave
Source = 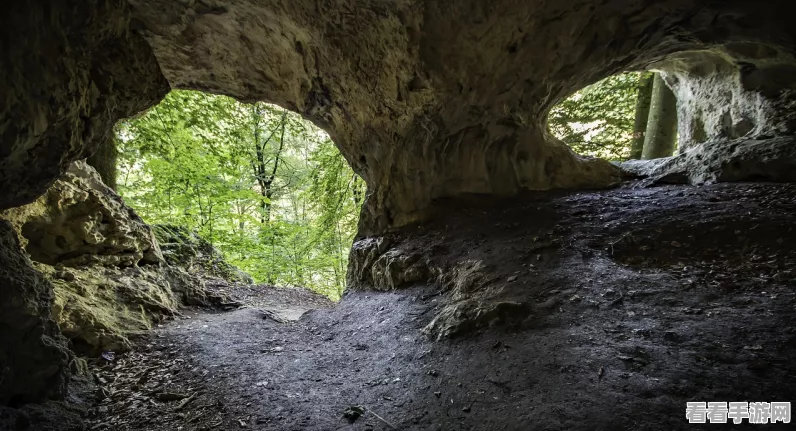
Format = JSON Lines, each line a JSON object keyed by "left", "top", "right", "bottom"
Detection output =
{"left": 549, "top": 71, "right": 680, "bottom": 161}
{"left": 2, "top": 1, "right": 796, "bottom": 430}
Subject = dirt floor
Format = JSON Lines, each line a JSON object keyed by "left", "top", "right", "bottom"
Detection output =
{"left": 79, "top": 182, "right": 796, "bottom": 431}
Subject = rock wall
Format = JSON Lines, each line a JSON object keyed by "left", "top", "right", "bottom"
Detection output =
{"left": 0, "top": 221, "right": 71, "bottom": 405}
{"left": 124, "top": 0, "right": 796, "bottom": 234}
{"left": 0, "top": 0, "right": 169, "bottom": 210}
{"left": 3, "top": 1, "right": 796, "bottom": 235}
{"left": 1, "top": 162, "right": 250, "bottom": 357}
{"left": 3, "top": 0, "right": 796, "bottom": 406}
{"left": 656, "top": 45, "right": 796, "bottom": 152}
{"left": 619, "top": 136, "right": 796, "bottom": 186}
{"left": 1, "top": 162, "right": 184, "bottom": 355}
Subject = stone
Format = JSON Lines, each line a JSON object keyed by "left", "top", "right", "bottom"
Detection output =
{"left": 619, "top": 136, "right": 796, "bottom": 186}
{"left": 4, "top": 1, "right": 796, "bottom": 235}
{"left": 654, "top": 46, "right": 796, "bottom": 152}
{"left": 0, "top": 220, "right": 70, "bottom": 405}
{"left": 42, "top": 262, "right": 184, "bottom": 354}
{"left": 152, "top": 224, "right": 254, "bottom": 284}
{"left": 348, "top": 238, "right": 529, "bottom": 338}
{"left": 1, "top": 162, "right": 243, "bottom": 355}
{"left": 0, "top": 0, "right": 169, "bottom": 210}
{"left": 1, "top": 161, "right": 163, "bottom": 268}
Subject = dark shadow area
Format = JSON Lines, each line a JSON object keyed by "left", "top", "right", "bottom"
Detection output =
{"left": 82, "top": 182, "right": 796, "bottom": 430}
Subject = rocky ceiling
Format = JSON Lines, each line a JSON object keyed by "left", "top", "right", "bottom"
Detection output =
{"left": 3, "top": 0, "right": 796, "bottom": 235}
{"left": 2, "top": 0, "right": 796, "bottom": 410}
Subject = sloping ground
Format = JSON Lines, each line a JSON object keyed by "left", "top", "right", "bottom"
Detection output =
{"left": 83, "top": 182, "right": 795, "bottom": 431}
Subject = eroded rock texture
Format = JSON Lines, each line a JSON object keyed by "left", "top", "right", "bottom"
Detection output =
{"left": 124, "top": 0, "right": 796, "bottom": 234}
{"left": 3, "top": 0, "right": 796, "bottom": 406}
{"left": 656, "top": 45, "right": 796, "bottom": 151}
{"left": 620, "top": 136, "right": 796, "bottom": 186}
{"left": 4, "top": 1, "right": 796, "bottom": 234}
{"left": 0, "top": 0, "right": 169, "bottom": 210}
{"left": 2, "top": 162, "right": 163, "bottom": 268}
{"left": 1, "top": 162, "right": 245, "bottom": 355}
{"left": 0, "top": 221, "right": 70, "bottom": 405}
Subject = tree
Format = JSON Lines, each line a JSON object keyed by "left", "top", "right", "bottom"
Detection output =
{"left": 115, "top": 90, "right": 361, "bottom": 299}
{"left": 251, "top": 106, "right": 287, "bottom": 224}
{"left": 630, "top": 72, "right": 654, "bottom": 159}
{"left": 87, "top": 138, "right": 118, "bottom": 190}
{"left": 641, "top": 73, "right": 678, "bottom": 159}
{"left": 548, "top": 72, "right": 640, "bottom": 160}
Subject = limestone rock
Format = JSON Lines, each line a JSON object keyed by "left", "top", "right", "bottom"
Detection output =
{"left": 42, "top": 263, "right": 186, "bottom": 354}
{"left": 619, "top": 136, "right": 796, "bottom": 185}
{"left": 0, "top": 221, "right": 70, "bottom": 405}
{"left": 2, "top": 160, "right": 163, "bottom": 268}
{"left": 123, "top": 0, "right": 796, "bottom": 234}
{"left": 348, "top": 236, "right": 432, "bottom": 290}
{"left": 655, "top": 46, "right": 796, "bottom": 152}
{"left": 349, "top": 238, "right": 529, "bottom": 339}
{"left": 0, "top": 0, "right": 169, "bottom": 210}
{"left": 423, "top": 300, "right": 530, "bottom": 340}
{"left": 1, "top": 162, "right": 217, "bottom": 354}
{"left": 4, "top": 1, "right": 796, "bottom": 236}
{"left": 152, "top": 225, "right": 254, "bottom": 285}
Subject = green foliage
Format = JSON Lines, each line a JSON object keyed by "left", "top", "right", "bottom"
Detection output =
{"left": 116, "top": 90, "right": 361, "bottom": 300}
{"left": 548, "top": 72, "right": 641, "bottom": 160}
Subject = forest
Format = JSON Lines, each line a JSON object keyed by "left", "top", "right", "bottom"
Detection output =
{"left": 112, "top": 91, "right": 363, "bottom": 299}
{"left": 107, "top": 71, "right": 676, "bottom": 300}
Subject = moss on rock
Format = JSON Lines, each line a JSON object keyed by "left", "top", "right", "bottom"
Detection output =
{"left": 0, "top": 162, "right": 225, "bottom": 355}
{"left": 152, "top": 224, "right": 254, "bottom": 285}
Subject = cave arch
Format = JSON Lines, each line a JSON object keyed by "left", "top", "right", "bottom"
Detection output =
{"left": 3, "top": 0, "right": 796, "bottom": 410}
{"left": 547, "top": 41, "right": 796, "bottom": 163}
{"left": 5, "top": 1, "right": 796, "bottom": 239}
{"left": 4, "top": 1, "right": 796, "bottom": 235}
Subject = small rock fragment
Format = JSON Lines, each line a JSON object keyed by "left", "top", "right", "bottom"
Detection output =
{"left": 343, "top": 405, "right": 366, "bottom": 422}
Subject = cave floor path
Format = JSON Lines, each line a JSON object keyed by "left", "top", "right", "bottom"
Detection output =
{"left": 87, "top": 182, "right": 796, "bottom": 431}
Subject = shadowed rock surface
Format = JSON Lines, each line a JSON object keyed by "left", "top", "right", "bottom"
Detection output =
{"left": 5, "top": 1, "right": 796, "bottom": 233}
{"left": 3, "top": 0, "right": 796, "bottom": 427}
{"left": 0, "top": 221, "right": 71, "bottom": 406}
{"left": 619, "top": 136, "right": 796, "bottom": 186}
{"left": 83, "top": 183, "right": 796, "bottom": 431}
{"left": 1, "top": 162, "right": 250, "bottom": 356}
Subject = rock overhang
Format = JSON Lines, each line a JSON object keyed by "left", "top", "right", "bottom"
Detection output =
{"left": 3, "top": 0, "right": 796, "bottom": 235}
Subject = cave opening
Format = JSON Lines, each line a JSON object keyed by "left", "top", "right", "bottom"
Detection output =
{"left": 4, "top": 1, "right": 796, "bottom": 428}
{"left": 548, "top": 71, "right": 680, "bottom": 162}
{"left": 112, "top": 89, "right": 363, "bottom": 301}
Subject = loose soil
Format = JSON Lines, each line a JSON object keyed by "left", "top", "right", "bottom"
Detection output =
{"left": 83, "top": 182, "right": 796, "bottom": 431}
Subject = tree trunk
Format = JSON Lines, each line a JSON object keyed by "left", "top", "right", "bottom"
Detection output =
{"left": 87, "top": 138, "right": 118, "bottom": 190}
{"left": 641, "top": 73, "right": 678, "bottom": 160}
{"left": 630, "top": 72, "right": 654, "bottom": 159}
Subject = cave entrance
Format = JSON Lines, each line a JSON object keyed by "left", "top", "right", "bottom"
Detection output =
{"left": 112, "top": 90, "right": 363, "bottom": 300}
{"left": 548, "top": 71, "right": 679, "bottom": 161}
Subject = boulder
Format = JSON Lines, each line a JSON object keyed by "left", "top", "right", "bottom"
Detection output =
{"left": 1, "top": 162, "right": 214, "bottom": 354}
{"left": 2, "top": 161, "right": 163, "bottom": 267}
